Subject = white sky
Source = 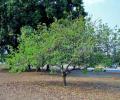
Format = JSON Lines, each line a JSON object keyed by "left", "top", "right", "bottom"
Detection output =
{"left": 84, "top": 0, "right": 105, "bottom": 5}
{"left": 83, "top": 0, "right": 120, "bottom": 28}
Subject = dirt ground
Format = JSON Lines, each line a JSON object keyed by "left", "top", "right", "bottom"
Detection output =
{"left": 0, "top": 68, "right": 120, "bottom": 100}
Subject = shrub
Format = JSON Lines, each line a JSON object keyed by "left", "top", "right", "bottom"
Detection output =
{"left": 94, "top": 64, "right": 105, "bottom": 72}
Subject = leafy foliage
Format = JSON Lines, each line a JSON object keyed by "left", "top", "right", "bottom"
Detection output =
{"left": 6, "top": 17, "right": 120, "bottom": 72}
{"left": 6, "top": 17, "right": 95, "bottom": 72}
{"left": 0, "top": 0, "right": 86, "bottom": 47}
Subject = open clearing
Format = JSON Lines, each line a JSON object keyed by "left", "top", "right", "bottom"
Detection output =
{"left": 0, "top": 68, "right": 120, "bottom": 100}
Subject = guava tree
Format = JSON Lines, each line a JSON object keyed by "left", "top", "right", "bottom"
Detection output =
{"left": 42, "top": 18, "right": 95, "bottom": 86}
{"left": 6, "top": 17, "right": 95, "bottom": 85}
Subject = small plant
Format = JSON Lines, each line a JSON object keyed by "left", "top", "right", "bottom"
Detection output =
{"left": 94, "top": 64, "right": 105, "bottom": 72}
{"left": 82, "top": 68, "right": 88, "bottom": 74}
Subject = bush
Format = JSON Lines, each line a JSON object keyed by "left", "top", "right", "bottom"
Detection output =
{"left": 94, "top": 65, "right": 105, "bottom": 72}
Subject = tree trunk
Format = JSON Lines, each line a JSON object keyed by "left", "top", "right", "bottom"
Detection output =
{"left": 62, "top": 72, "right": 67, "bottom": 86}
{"left": 28, "top": 64, "right": 31, "bottom": 72}
{"left": 36, "top": 67, "right": 41, "bottom": 72}
{"left": 73, "top": 65, "right": 76, "bottom": 69}
{"left": 46, "top": 64, "right": 50, "bottom": 72}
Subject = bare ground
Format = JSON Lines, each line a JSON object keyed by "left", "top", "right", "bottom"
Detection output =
{"left": 0, "top": 68, "right": 120, "bottom": 100}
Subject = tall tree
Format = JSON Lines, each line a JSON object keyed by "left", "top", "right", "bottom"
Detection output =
{"left": 0, "top": 0, "right": 86, "bottom": 41}
{"left": 0, "top": 0, "right": 87, "bottom": 62}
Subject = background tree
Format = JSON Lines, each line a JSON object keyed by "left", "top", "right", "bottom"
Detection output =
{"left": 110, "top": 28, "right": 120, "bottom": 64}
{"left": 91, "top": 23, "right": 112, "bottom": 66}
{"left": 0, "top": 0, "right": 86, "bottom": 47}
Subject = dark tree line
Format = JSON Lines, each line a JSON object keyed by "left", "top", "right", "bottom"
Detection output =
{"left": 0, "top": 0, "right": 86, "bottom": 48}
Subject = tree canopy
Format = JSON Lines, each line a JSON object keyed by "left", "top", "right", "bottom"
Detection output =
{"left": 6, "top": 17, "right": 95, "bottom": 72}
{"left": 0, "top": 0, "right": 86, "bottom": 36}
{"left": 0, "top": 0, "right": 87, "bottom": 62}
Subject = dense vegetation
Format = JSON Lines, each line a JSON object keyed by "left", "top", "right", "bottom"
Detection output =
{"left": 0, "top": 0, "right": 119, "bottom": 69}
{"left": 6, "top": 18, "right": 120, "bottom": 72}
{"left": 0, "top": 0, "right": 86, "bottom": 64}
{"left": 0, "top": 0, "right": 120, "bottom": 86}
{"left": 5, "top": 17, "right": 120, "bottom": 85}
{"left": 0, "top": 0, "right": 86, "bottom": 47}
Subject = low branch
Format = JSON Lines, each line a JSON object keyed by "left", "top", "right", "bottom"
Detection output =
{"left": 65, "top": 65, "right": 88, "bottom": 75}
{"left": 65, "top": 61, "right": 72, "bottom": 71}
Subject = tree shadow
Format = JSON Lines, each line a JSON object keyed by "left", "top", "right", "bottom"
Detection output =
{"left": 39, "top": 79, "right": 120, "bottom": 92}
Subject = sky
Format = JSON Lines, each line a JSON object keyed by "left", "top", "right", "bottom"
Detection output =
{"left": 83, "top": 0, "right": 120, "bottom": 28}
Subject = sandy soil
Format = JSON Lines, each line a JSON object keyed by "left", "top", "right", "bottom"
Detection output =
{"left": 0, "top": 68, "right": 120, "bottom": 100}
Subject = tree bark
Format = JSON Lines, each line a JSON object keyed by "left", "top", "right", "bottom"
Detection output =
{"left": 36, "top": 67, "right": 41, "bottom": 72}
{"left": 63, "top": 72, "right": 67, "bottom": 86}
{"left": 28, "top": 64, "right": 31, "bottom": 72}
{"left": 46, "top": 64, "right": 50, "bottom": 72}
